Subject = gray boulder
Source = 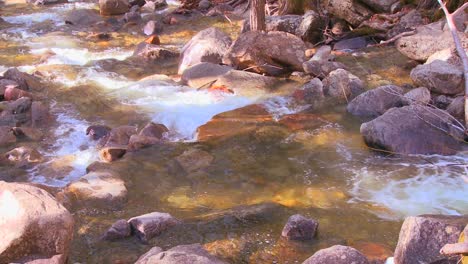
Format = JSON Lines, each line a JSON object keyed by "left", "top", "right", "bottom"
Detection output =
{"left": 446, "top": 96, "right": 464, "bottom": 122}
{"left": 347, "top": 85, "right": 403, "bottom": 118}
{"left": 180, "top": 62, "right": 233, "bottom": 88}
{"left": 296, "top": 10, "right": 324, "bottom": 44}
{"left": 410, "top": 60, "right": 463, "bottom": 95}
{"left": 323, "top": 69, "right": 364, "bottom": 102}
{"left": 401, "top": 87, "right": 431, "bottom": 105}
{"left": 101, "top": 219, "right": 131, "bottom": 241}
{"left": 302, "top": 245, "right": 369, "bottom": 264}
{"left": 135, "top": 244, "right": 227, "bottom": 264}
{"left": 128, "top": 212, "right": 180, "bottom": 243}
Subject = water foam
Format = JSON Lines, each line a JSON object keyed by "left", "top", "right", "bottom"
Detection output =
{"left": 31, "top": 47, "right": 133, "bottom": 66}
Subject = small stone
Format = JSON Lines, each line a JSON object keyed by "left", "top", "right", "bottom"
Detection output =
{"left": 128, "top": 212, "right": 180, "bottom": 243}
{"left": 86, "top": 125, "right": 111, "bottom": 141}
{"left": 102, "top": 219, "right": 131, "bottom": 241}
{"left": 143, "top": 20, "right": 163, "bottom": 36}
{"left": 100, "top": 147, "right": 126, "bottom": 162}
{"left": 281, "top": 214, "right": 318, "bottom": 241}
{"left": 145, "top": 35, "right": 160, "bottom": 45}
{"left": 198, "top": 0, "right": 211, "bottom": 10}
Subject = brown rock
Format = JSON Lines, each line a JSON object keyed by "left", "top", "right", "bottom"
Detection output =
{"left": 86, "top": 125, "right": 111, "bottom": 141}
{"left": 31, "top": 101, "right": 49, "bottom": 127}
{"left": 135, "top": 244, "right": 227, "bottom": 264}
{"left": 3, "top": 146, "right": 43, "bottom": 168}
{"left": 127, "top": 134, "right": 160, "bottom": 151}
{"left": 302, "top": 245, "right": 369, "bottom": 264}
{"left": 100, "top": 147, "right": 126, "bottom": 162}
{"left": 176, "top": 148, "right": 214, "bottom": 174}
{"left": 324, "top": 0, "right": 373, "bottom": 27}
{"left": 446, "top": 96, "right": 464, "bottom": 122}
{"left": 0, "top": 182, "right": 74, "bottom": 264}
{"left": 3, "top": 86, "right": 32, "bottom": 101}
{"left": 99, "top": 0, "right": 129, "bottom": 15}
{"left": 401, "top": 87, "right": 431, "bottom": 106}
{"left": 281, "top": 214, "right": 318, "bottom": 241}
{"left": 3, "top": 68, "right": 41, "bottom": 91}
{"left": 139, "top": 122, "right": 168, "bottom": 139}
{"left": 180, "top": 62, "right": 233, "bottom": 88}
{"left": 101, "top": 219, "right": 131, "bottom": 241}
{"left": 12, "top": 126, "right": 44, "bottom": 141}
{"left": 144, "top": 34, "right": 160, "bottom": 45}
{"left": 410, "top": 60, "right": 463, "bottom": 95}
{"left": 128, "top": 212, "right": 180, "bottom": 243}
{"left": 105, "top": 125, "right": 137, "bottom": 147}
{"left": 0, "top": 126, "right": 16, "bottom": 146}
{"left": 347, "top": 85, "right": 403, "bottom": 118}
{"left": 323, "top": 69, "right": 364, "bottom": 102}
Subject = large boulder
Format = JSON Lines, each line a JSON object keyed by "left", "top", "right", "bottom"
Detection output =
{"left": 302, "top": 245, "right": 369, "bottom": 264}
{"left": 178, "top": 27, "right": 232, "bottom": 75}
{"left": 360, "top": 105, "right": 465, "bottom": 155}
{"left": 387, "top": 10, "right": 424, "bottom": 39}
{"left": 0, "top": 182, "right": 74, "bottom": 264}
{"left": 181, "top": 62, "right": 233, "bottom": 88}
{"left": 2, "top": 68, "right": 41, "bottom": 91}
{"left": 323, "top": 0, "right": 373, "bottom": 27}
{"left": 128, "top": 212, "right": 180, "bottom": 243}
{"left": 358, "top": 0, "right": 399, "bottom": 12}
{"left": 99, "top": 0, "right": 129, "bottom": 16}
{"left": 223, "top": 31, "right": 307, "bottom": 76}
{"left": 347, "top": 85, "right": 403, "bottom": 118}
{"left": 394, "top": 215, "right": 468, "bottom": 264}
{"left": 135, "top": 244, "right": 228, "bottom": 264}
{"left": 410, "top": 60, "right": 464, "bottom": 95}
{"left": 396, "top": 22, "right": 468, "bottom": 61}
{"left": 322, "top": 69, "right": 364, "bottom": 102}
{"left": 65, "top": 171, "right": 127, "bottom": 209}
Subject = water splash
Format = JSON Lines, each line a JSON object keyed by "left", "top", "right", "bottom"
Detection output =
{"left": 31, "top": 47, "right": 132, "bottom": 66}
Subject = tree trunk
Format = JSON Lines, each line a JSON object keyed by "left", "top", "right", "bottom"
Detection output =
{"left": 250, "top": 0, "right": 266, "bottom": 31}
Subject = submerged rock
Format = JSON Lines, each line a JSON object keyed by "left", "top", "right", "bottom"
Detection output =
{"left": 281, "top": 214, "right": 318, "bottom": 241}
{"left": 99, "top": 0, "right": 130, "bottom": 16}
{"left": 101, "top": 219, "right": 131, "bottom": 241}
{"left": 181, "top": 62, "right": 233, "bottom": 88}
{"left": 0, "top": 126, "right": 16, "bottom": 146}
{"left": 135, "top": 244, "right": 227, "bottom": 264}
{"left": 302, "top": 245, "right": 369, "bottom": 264}
{"left": 176, "top": 148, "right": 214, "bottom": 174}
{"left": 322, "top": 69, "right": 364, "bottom": 102}
{"left": 178, "top": 27, "right": 232, "bottom": 75}
{"left": 410, "top": 60, "right": 464, "bottom": 95}
{"left": 223, "top": 31, "right": 306, "bottom": 76}
{"left": 360, "top": 105, "right": 465, "bottom": 155}
{"left": 347, "top": 85, "right": 403, "bottom": 118}
{"left": 0, "top": 182, "right": 74, "bottom": 264}
{"left": 3, "top": 146, "right": 43, "bottom": 168}
{"left": 394, "top": 215, "right": 468, "bottom": 264}
{"left": 128, "top": 212, "right": 181, "bottom": 243}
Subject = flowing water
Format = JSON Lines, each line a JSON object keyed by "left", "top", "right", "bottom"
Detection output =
{"left": 0, "top": 1, "right": 467, "bottom": 263}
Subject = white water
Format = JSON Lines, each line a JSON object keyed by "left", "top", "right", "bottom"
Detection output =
{"left": 30, "top": 47, "right": 132, "bottom": 66}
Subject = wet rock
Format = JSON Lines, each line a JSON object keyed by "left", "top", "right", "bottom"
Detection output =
{"left": 410, "top": 60, "right": 463, "bottom": 95}
{"left": 334, "top": 37, "right": 368, "bottom": 51}
{"left": 297, "top": 10, "right": 324, "bottom": 44}
{"left": 105, "top": 125, "right": 137, "bottom": 147}
{"left": 86, "top": 125, "right": 111, "bottom": 141}
{"left": 127, "top": 135, "right": 160, "bottom": 151}
{"left": 101, "top": 219, "right": 131, "bottom": 241}
{"left": 210, "top": 70, "right": 281, "bottom": 97}
{"left": 242, "top": 15, "right": 302, "bottom": 35}
{"left": 395, "top": 215, "right": 468, "bottom": 264}
{"left": 31, "top": 101, "right": 50, "bottom": 127}
{"left": 133, "top": 43, "right": 179, "bottom": 61}
{"left": 204, "top": 238, "right": 250, "bottom": 263}
{"left": 401, "top": 87, "right": 431, "bottom": 105}
{"left": 143, "top": 20, "right": 163, "bottom": 35}
{"left": 3, "top": 68, "right": 41, "bottom": 91}
{"left": 281, "top": 214, "right": 318, "bottom": 241}
{"left": 139, "top": 122, "right": 169, "bottom": 139}
{"left": 198, "top": 0, "right": 211, "bottom": 10}
{"left": 135, "top": 244, "right": 227, "bottom": 264}
{"left": 122, "top": 9, "right": 142, "bottom": 23}
{"left": 223, "top": 31, "right": 306, "bottom": 76}
{"left": 387, "top": 10, "right": 424, "bottom": 39}
{"left": 359, "top": 0, "right": 398, "bottom": 12}
{"left": 66, "top": 171, "right": 127, "bottom": 209}
{"left": 27, "top": 0, "right": 67, "bottom": 5}
{"left": 446, "top": 96, "right": 464, "bottom": 122}
{"left": 293, "top": 78, "right": 325, "bottom": 103}
{"left": 303, "top": 60, "right": 346, "bottom": 79}
{"left": 302, "top": 245, "right": 369, "bottom": 264}
{"left": 5, "top": 97, "right": 32, "bottom": 114}
{"left": 100, "top": 147, "right": 127, "bottom": 162}
{"left": 128, "top": 212, "right": 180, "bottom": 243}
{"left": 0, "top": 126, "right": 16, "bottom": 146}
{"left": 144, "top": 35, "right": 161, "bottom": 45}
{"left": 3, "top": 86, "right": 32, "bottom": 101}
{"left": 324, "top": 0, "right": 373, "bottom": 27}
{"left": 426, "top": 48, "right": 462, "bottom": 67}
{"left": 0, "top": 79, "right": 18, "bottom": 99}
{"left": 181, "top": 62, "right": 233, "bottom": 88}
{"left": 310, "top": 45, "right": 332, "bottom": 62}
{"left": 64, "top": 9, "right": 102, "bottom": 26}
{"left": 396, "top": 22, "right": 468, "bottom": 61}
{"left": 176, "top": 148, "right": 214, "bottom": 174}
{"left": 0, "top": 182, "right": 74, "bottom": 264}
{"left": 352, "top": 241, "right": 393, "bottom": 263}
{"left": 142, "top": 0, "right": 167, "bottom": 12}
{"left": 360, "top": 105, "right": 465, "bottom": 155}
{"left": 12, "top": 126, "right": 44, "bottom": 141}
{"left": 347, "top": 85, "right": 403, "bottom": 118}
{"left": 178, "top": 27, "right": 232, "bottom": 75}
{"left": 3, "top": 146, "right": 43, "bottom": 168}
{"left": 99, "top": 0, "right": 130, "bottom": 16}
{"left": 322, "top": 69, "right": 364, "bottom": 102}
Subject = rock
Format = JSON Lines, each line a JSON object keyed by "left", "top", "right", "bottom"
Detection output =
{"left": 210, "top": 69, "right": 281, "bottom": 97}
{"left": 3, "top": 86, "right": 32, "bottom": 101}
{"left": 388, "top": 10, "right": 423, "bottom": 39}
{"left": 105, "top": 125, "right": 137, "bottom": 147}
{"left": 0, "top": 182, "right": 74, "bottom": 264}
{"left": 128, "top": 212, "right": 180, "bottom": 243}
{"left": 242, "top": 15, "right": 303, "bottom": 35}
{"left": 101, "top": 219, "right": 131, "bottom": 241}
{"left": 324, "top": 0, "right": 373, "bottom": 27}
{"left": 359, "top": 0, "right": 398, "bottom": 12}
{"left": 4, "top": 97, "right": 32, "bottom": 115}
{"left": 446, "top": 96, "right": 464, "bottom": 122}
{"left": 143, "top": 20, "right": 163, "bottom": 35}
{"left": 334, "top": 37, "right": 368, "bottom": 51}
{"left": 3, "top": 68, "right": 41, "bottom": 91}
{"left": 135, "top": 244, "right": 227, "bottom": 264}
{"left": 203, "top": 238, "right": 249, "bottom": 263}
{"left": 410, "top": 60, "right": 463, "bottom": 95}
{"left": 303, "top": 60, "right": 346, "bottom": 78}
{"left": 433, "top": 95, "right": 453, "bottom": 109}
{"left": 176, "top": 148, "right": 214, "bottom": 174}
{"left": 144, "top": 35, "right": 160, "bottom": 45}
{"left": 281, "top": 214, "right": 318, "bottom": 241}
{"left": 27, "top": 0, "right": 67, "bottom": 5}
{"left": 3, "top": 146, "right": 43, "bottom": 168}
{"left": 0, "top": 126, "right": 16, "bottom": 146}
{"left": 360, "top": 105, "right": 465, "bottom": 155}
{"left": 293, "top": 78, "right": 325, "bottom": 104}
{"left": 99, "top": 147, "right": 127, "bottom": 162}
{"left": 223, "top": 31, "right": 307, "bottom": 76}
{"left": 181, "top": 62, "right": 233, "bottom": 88}
{"left": 302, "top": 245, "right": 369, "bottom": 264}
{"left": 133, "top": 43, "right": 179, "bottom": 61}
{"left": 151, "top": 0, "right": 167, "bottom": 9}
{"left": 64, "top": 9, "right": 102, "bottom": 26}
{"left": 31, "top": 101, "right": 49, "bottom": 127}
{"left": 11, "top": 127, "right": 44, "bottom": 141}
{"left": 66, "top": 171, "right": 127, "bottom": 209}
{"left": 178, "top": 27, "right": 232, "bottom": 75}
{"left": 322, "top": 69, "right": 364, "bottom": 102}
{"left": 139, "top": 122, "right": 168, "bottom": 139}
{"left": 402, "top": 87, "right": 431, "bottom": 105}
{"left": 122, "top": 10, "right": 141, "bottom": 23}
{"left": 99, "top": 0, "right": 129, "bottom": 16}
{"left": 86, "top": 125, "right": 111, "bottom": 141}
{"left": 0, "top": 79, "right": 18, "bottom": 98}
{"left": 127, "top": 135, "right": 160, "bottom": 151}
{"left": 396, "top": 22, "right": 468, "bottom": 61}
{"left": 347, "top": 85, "right": 403, "bottom": 118}
{"left": 198, "top": 0, "right": 211, "bottom": 10}
{"left": 206, "top": 3, "right": 234, "bottom": 17}
{"left": 310, "top": 45, "right": 332, "bottom": 62}
{"left": 297, "top": 10, "right": 324, "bottom": 44}
{"left": 197, "top": 203, "right": 285, "bottom": 225}
{"left": 394, "top": 215, "right": 468, "bottom": 264}
{"left": 426, "top": 48, "right": 463, "bottom": 67}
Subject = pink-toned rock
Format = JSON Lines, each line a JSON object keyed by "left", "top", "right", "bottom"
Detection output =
{"left": 3, "top": 86, "right": 32, "bottom": 101}
{"left": 99, "top": 0, "right": 129, "bottom": 16}
{"left": 100, "top": 147, "right": 126, "bottom": 162}
{"left": 128, "top": 212, "right": 181, "bottom": 243}
{"left": 3, "top": 68, "right": 42, "bottom": 91}
{"left": 0, "top": 126, "right": 16, "bottom": 146}
{"left": 139, "top": 122, "right": 168, "bottom": 139}
{"left": 3, "top": 146, "right": 43, "bottom": 168}
{"left": 128, "top": 134, "right": 160, "bottom": 151}
{"left": 101, "top": 219, "right": 131, "bottom": 241}
{"left": 12, "top": 127, "right": 44, "bottom": 141}
{"left": 281, "top": 214, "right": 318, "bottom": 241}
{"left": 105, "top": 125, "right": 138, "bottom": 147}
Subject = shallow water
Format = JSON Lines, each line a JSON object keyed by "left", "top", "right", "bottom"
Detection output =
{"left": 0, "top": 1, "right": 467, "bottom": 263}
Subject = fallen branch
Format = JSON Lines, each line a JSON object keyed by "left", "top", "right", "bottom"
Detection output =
{"left": 370, "top": 30, "right": 416, "bottom": 47}
{"left": 440, "top": 242, "right": 468, "bottom": 255}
